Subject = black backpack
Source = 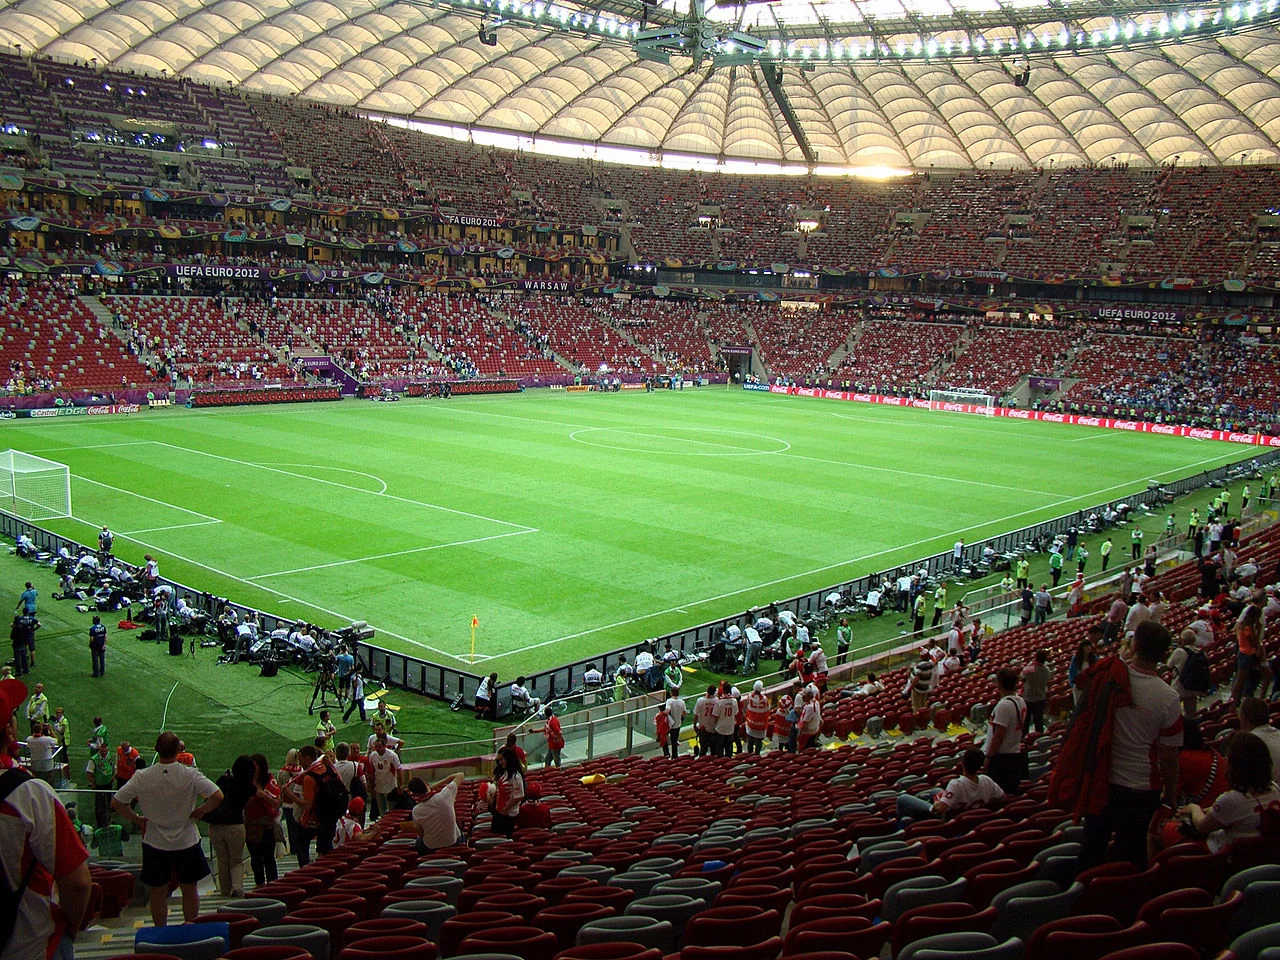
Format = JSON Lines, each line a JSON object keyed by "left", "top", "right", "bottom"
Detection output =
{"left": 0, "top": 768, "right": 36, "bottom": 953}
{"left": 307, "top": 767, "right": 349, "bottom": 825}
{"left": 1178, "top": 646, "right": 1212, "bottom": 693}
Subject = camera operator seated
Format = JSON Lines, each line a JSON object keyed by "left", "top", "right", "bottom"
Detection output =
{"left": 174, "top": 594, "right": 201, "bottom": 626}
{"left": 510, "top": 675, "right": 540, "bottom": 715}
{"left": 106, "top": 561, "right": 136, "bottom": 587}
{"left": 54, "top": 544, "right": 73, "bottom": 574}
{"left": 15, "top": 533, "right": 35, "bottom": 559}
{"left": 633, "top": 645, "right": 657, "bottom": 690}
{"left": 864, "top": 586, "right": 886, "bottom": 617}
{"left": 73, "top": 550, "right": 100, "bottom": 581}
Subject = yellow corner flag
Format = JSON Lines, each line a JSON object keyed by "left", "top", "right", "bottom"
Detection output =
{"left": 470, "top": 614, "right": 479, "bottom": 662}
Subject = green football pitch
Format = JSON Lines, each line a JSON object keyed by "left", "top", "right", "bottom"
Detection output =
{"left": 4, "top": 388, "right": 1252, "bottom": 677}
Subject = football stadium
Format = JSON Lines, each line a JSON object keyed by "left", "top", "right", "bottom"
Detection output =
{"left": 3, "top": 0, "right": 1280, "bottom": 954}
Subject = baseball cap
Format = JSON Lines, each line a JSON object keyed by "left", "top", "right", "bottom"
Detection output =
{"left": 0, "top": 679, "right": 27, "bottom": 728}
{"left": 526, "top": 782, "right": 543, "bottom": 801}
{"left": 348, "top": 796, "right": 365, "bottom": 814}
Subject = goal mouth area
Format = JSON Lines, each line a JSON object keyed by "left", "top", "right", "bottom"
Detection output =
{"left": 928, "top": 389, "right": 997, "bottom": 416}
{"left": 0, "top": 449, "right": 73, "bottom": 522}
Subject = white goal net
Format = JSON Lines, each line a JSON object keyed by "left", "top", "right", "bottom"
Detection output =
{"left": 0, "top": 450, "right": 72, "bottom": 521}
{"left": 929, "top": 388, "right": 997, "bottom": 417}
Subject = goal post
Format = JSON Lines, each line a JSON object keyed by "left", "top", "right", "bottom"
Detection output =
{"left": 929, "top": 388, "right": 997, "bottom": 417}
{"left": 0, "top": 450, "right": 72, "bottom": 521}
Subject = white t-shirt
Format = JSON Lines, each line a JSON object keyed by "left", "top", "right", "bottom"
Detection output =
{"left": 1188, "top": 619, "right": 1215, "bottom": 648}
{"left": 809, "top": 648, "right": 828, "bottom": 673}
{"left": 1250, "top": 725, "right": 1280, "bottom": 782}
{"left": 413, "top": 780, "right": 461, "bottom": 850}
{"left": 367, "top": 733, "right": 404, "bottom": 752}
{"left": 713, "top": 697, "right": 738, "bottom": 735}
{"left": 333, "top": 759, "right": 360, "bottom": 791}
{"left": 1110, "top": 665, "right": 1183, "bottom": 790}
{"left": 367, "top": 749, "right": 402, "bottom": 794}
{"left": 113, "top": 761, "right": 219, "bottom": 850}
{"left": 1207, "top": 785, "right": 1280, "bottom": 852}
{"left": 1124, "top": 602, "right": 1151, "bottom": 634}
{"left": 665, "top": 697, "right": 687, "bottom": 727}
{"left": 26, "top": 735, "right": 59, "bottom": 773}
{"left": 987, "top": 696, "right": 1027, "bottom": 756}
{"left": 333, "top": 816, "right": 362, "bottom": 847}
{"left": 935, "top": 774, "right": 1005, "bottom": 814}
{"left": 694, "top": 696, "right": 716, "bottom": 732}
{"left": 635, "top": 652, "right": 655, "bottom": 670}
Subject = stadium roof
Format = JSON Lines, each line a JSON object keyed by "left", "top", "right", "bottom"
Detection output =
{"left": 4, "top": 0, "right": 1280, "bottom": 170}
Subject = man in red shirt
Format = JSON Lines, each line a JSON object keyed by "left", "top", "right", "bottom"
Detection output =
{"left": 0, "top": 678, "right": 92, "bottom": 960}
{"left": 514, "top": 780, "right": 552, "bottom": 830}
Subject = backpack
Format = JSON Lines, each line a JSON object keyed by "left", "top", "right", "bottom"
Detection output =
{"left": 307, "top": 767, "right": 349, "bottom": 825}
{"left": 1178, "top": 646, "right": 1212, "bottom": 693}
{"left": 0, "top": 768, "right": 36, "bottom": 953}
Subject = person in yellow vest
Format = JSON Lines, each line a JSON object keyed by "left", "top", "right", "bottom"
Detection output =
{"left": 1015, "top": 556, "right": 1030, "bottom": 591}
{"left": 930, "top": 582, "right": 948, "bottom": 628}
{"left": 1242, "top": 485, "right": 1251, "bottom": 512}
{"left": 315, "top": 710, "right": 336, "bottom": 753}
{"left": 1099, "top": 537, "right": 1113, "bottom": 571}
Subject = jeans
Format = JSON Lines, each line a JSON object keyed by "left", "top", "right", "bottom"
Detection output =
{"left": 91, "top": 646, "right": 105, "bottom": 676}
{"left": 746, "top": 734, "right": 763, "bottom": 755}
{"left": 896, "top": 789, "right": 941, "bottom": 824}
{"left": 247, "top": 837, "right": 278, "bottom": 885}
{"left": 11, "top": 642, "right": 28, "bottom": 676}
{"left": 1035, "top": 607, "right": 1048, "bottom": 625}
{"left": 666, "top": 728, "right": 680, "bottom": 758}
{"left": 294, "top": 823, "right": 333, "bottom": 866}
{"left": 1027, "top": 699, "right": 1046, "bottom": 733}
{"left": 743, "top": 642, "right": 762, "bottom": 674}
{"left": 1078, "top": 784, "right": 1162, "bottom": 871}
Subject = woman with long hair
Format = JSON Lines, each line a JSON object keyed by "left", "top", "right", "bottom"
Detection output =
{"left": 205, "top": 754, "right": 257, "bottom": 897}
{"left": 1231, "top": 602, "right": 1264, "bottom": 704}
{"left": 1179, "top": 731, "right": 1280, "bottom": 852}
{"left": 244, "top": 753, "right": 281, "bottom": 885}
{"left": 489, "top": 746, "right": 526, "bottom": 837}
{"left": 1068, "top": 636, "right": 1098, "bottom": 704}
{"left": 277, "top": 747, "right": 303, "bottom": 856}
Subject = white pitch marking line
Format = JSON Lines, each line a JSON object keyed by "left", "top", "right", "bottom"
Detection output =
{"left": 256, "top": 462, "right": 389, "bottom": 495}
{"left": 74, "top": 475, "right": 222, "bottom": 522}
{"left": 499, "top": 448, "right": 1249, "bottom": 656}
{"left": 119, "top": 520, "right": 223, "bottom": 536}
{"left": 21, "top": 441, "right": 158, "bottom": 453}
{"left": 152, "top": 441, "right": 535, "bottom": 533}
{"left": 1069, "top": 433, "right": 1122, "bottom": 442}
{"left": 108, "top": 528, "right": 462, "bottom": 659}
{"left": 247, "top": 528, "right": 539, "bottom": 581}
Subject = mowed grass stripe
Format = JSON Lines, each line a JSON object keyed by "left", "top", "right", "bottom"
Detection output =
{"left": 3, "top": 390, "right": 1248, "bottom": 674}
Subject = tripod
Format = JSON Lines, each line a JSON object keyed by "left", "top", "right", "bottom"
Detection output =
{"left": 308, "top": 667, "right": 344, "bottom": 715}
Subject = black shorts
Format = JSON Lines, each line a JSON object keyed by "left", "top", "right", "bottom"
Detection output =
{"left": 141, "top": 842, "right": 211, "bottom": 887}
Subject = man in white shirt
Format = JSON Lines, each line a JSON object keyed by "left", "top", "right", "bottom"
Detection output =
{"left": 112, "top": 731, "right": 223, "bottom": 926}
{"left": 985, "top": 667, "right": 1027, "bottom": 794}
{"left": 693, "top": 686, "right": 718, "bottom": 758}
{"left": 1124, "top": 595, "right": 1151, "bottom": 635}
{"left": 367, "top": 735, "right": 402, "bottom": 819}
{"left": 795, "top": 620, "right": 811, "bottom": 649}
{"left": 1078, "top": 621, "right": 1183, "bottom": 870}
{"left": 634, "top": 646, "right": 659, "bottom": 689}
{"left": 856, "top": 674, "right": 885, "bottom": 697}
{"left": 664, "top": 693, "right": 687, "bottom": 757}
{"left": 940, "top": 648, "right": 964, "bottom": 677}
{"left": 713, "top": 687, "right": 738, "bottom": 757}
{"left": 411, "top": 772, "right": 465, "bottom": 852}
{"left": 366, "top": 722, "right": 404, "bottom": 753}
{"left": 808, "top": 640, "right": 828, "bottom": 675}
{"left": 1238, "top": 698, "right": 1280, "bottom": 781}
{"left": 896, "top": 747, "right": 1004, "bottom": 823}
{"left": 1186, "top": 616, "right": 1215, "bottom": 648}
